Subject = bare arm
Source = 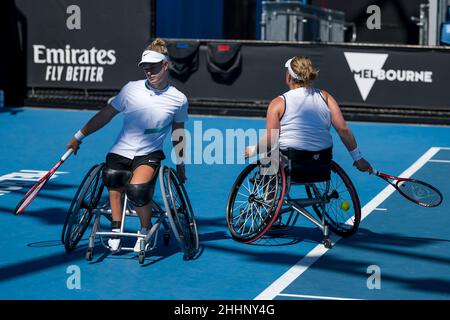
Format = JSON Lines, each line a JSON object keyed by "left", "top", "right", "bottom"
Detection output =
{"left": 81, "top": 104, "right": 119, "bottom": 136}
{"left": 67, "top": 104, "right": 119, "bottom": 154}
{"left": 322, "top": 90, "right": 357, "bottom": 151}
{"left": 245, "top": 97, "right": 284, "bottom": 157}
{"left": 322, "top": 90, "right": 372, "bottom": 172}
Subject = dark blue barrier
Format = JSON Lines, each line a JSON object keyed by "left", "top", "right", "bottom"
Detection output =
{"left": 156, "top": 0, "right": 223, "bottom": 39}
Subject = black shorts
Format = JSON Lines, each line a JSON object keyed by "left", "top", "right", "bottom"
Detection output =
{"left": 105, "top": 150, "right": 166, "bottom": 172}
{"left": 281, "top": 147, "right": 332, "bottom": 183}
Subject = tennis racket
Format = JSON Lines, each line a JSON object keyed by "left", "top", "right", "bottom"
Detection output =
{"left": 14, "top": 149, "right": 73, "bottom": 215}
{"left": 372, "top": 169, "right": 443, "bottom": 207}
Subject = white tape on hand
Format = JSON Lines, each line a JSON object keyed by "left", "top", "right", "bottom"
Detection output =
{"left": 61, "top": 148, "right": 73, "bottom": 162}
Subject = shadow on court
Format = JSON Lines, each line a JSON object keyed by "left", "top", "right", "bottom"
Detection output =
{"left": 0, "top": 107, "right": 23, "bottom": 115}
{"left": 0, "top": 248, "right": 86, "bottom": 282}
{"left": 0, "top": 219, "right": 229, "bottom": 283}
{"left": 200, "top": 225, "right": 450, "bottom": 296}
{"left": 1, "top": 219, "right": 450, "bottom": 296}
{"left": 196, "top": 221, "right": 329, "bottom": 247}
{"left": 199, "top": 230, "right": 230, "bottom": 242}
{"left": 0, "top": 237, "right": 185, "bottom": 283}
{"left": 354, "top": 228, "right": 450, "bottom": 245}
{"left": 27, "top": 240, "right": 63, "bottom": 248}
{"left": 0, "top": 206, "right": 68, "bottom": 226}
{"left": 291, "top": 253, "right": 450, "bottom": 295}
{"left": 87, "top": 238, "right": 182, "bottom": 267}
{"left": 0, "top": 182, "right": 78, "bottom": 209}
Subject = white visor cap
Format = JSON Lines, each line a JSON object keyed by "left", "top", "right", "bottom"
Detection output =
{"left": 284, "top": 57, "right": 301, "bottom": 80}
{"left": 138, "top": 50, "right": 168, "bottom": 66}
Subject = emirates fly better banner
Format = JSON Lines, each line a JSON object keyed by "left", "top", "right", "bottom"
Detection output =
{"left": 15, "top": 0, "right": 152, "bottom": 89}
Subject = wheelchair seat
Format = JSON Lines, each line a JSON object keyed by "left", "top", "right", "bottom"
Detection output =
{"left": 281, "top": 147, "right": 332, "bottom": 184}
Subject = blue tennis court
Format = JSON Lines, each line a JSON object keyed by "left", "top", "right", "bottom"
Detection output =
{"left": 0, "top": 107, "right": 449, "bottom": 300}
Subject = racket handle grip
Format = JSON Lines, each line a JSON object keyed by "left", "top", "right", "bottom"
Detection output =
{"left": 61, "top": 148, "right": 73, "bottom": 162}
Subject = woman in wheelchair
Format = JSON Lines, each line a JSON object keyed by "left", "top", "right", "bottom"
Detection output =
{"left": 245, "top": 55, "right": 372, "bottom": 174}
{"left": 230, "top": 56, "right": 373, "bottom": 245}
{"left": 66, "top": 38, "right": 187, "bottom": 253}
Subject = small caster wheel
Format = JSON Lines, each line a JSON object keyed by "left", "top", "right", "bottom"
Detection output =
{"left": 86, "top": 248, "right": 93, "bottom": 261}
{"left": 138, "top": 251, "right": 145, "bottom": 264}
{"left": 183, "top": 248, "right": 196, "bottom": 261}
{"left": 323, "top": 238, "right": 332, "bottom": 249}
{"left": 163, "top": 233, "right": 170, "bottom": 246}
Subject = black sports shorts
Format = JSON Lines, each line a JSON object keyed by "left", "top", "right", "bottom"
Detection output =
{"left": 105, "top": 150, "right": 166, "bottom": 172}
{"left": 281, "top": 147, "right": 332, "bottom": 183}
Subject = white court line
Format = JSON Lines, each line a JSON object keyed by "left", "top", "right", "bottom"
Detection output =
{"left": 255, "top": 147, "right": 443, "bottom": 300}
{"left": 277, "top": 293, "right": 362, "bottom": 300}
{"left": 429, "top": 160, "right": 450, "bottom": 163}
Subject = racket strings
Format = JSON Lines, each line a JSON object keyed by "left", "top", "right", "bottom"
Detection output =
{"left": 16, "top": 179, "right": 48, "bottom": 213}
{"left": 396, "top": 180, "right": 441, "bottom": 206}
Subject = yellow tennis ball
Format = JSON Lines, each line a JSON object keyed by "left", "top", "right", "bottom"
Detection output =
{"left": 341, "top": 201, "right": 351, "bottom": 211}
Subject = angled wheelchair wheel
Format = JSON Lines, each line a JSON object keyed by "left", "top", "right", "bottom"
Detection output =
{"left": 62, "top": 163, "right": 105, "bottom": 253}
{"left": 226, "top": 160, "right": 286, "bottom": 243}
{"left": 305, "top": 161, "right": 361, "bottom": 237}
{"left": 160, "top": 166, "right": 199, "bottom": 259}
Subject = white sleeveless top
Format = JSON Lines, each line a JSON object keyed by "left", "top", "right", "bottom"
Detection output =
{"left": 279, "top": 87, "right": 333, "bottom": 151}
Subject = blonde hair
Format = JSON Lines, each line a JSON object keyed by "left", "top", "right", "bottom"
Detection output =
{"left": 290, "top": 56, "right": 319, "bottom": 86}
{"left": 146, "top": 38, "right": 168, "bottom": 55}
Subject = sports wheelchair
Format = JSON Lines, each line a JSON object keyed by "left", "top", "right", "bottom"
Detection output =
{"left": 61, "top": 163, "right": 199, "bottom": 264}
{"left": 226, "top": 149, "right": 361, "bottom": 248}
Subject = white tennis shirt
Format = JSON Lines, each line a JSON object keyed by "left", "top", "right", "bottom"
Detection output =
{"left": 109, "top": 80, "right": 188, "bottom": 159}
{"left": 279, "top": 87, "right": 333, "bottom": 151}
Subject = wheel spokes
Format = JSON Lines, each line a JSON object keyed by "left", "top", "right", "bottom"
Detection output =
{"left": 230, "top": 164, "right": 281, "bottom": 239}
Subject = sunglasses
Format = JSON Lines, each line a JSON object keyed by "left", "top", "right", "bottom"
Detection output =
{"left": 142, "top": 62, "right": 163, "bottom": 74}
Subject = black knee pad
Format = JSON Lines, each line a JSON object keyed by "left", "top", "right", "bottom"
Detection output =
{"left": 102, "top": 168, "right": 131, "bottom": 189}
{"left": 125, "top": 180, "right": 156, "bottom": 207}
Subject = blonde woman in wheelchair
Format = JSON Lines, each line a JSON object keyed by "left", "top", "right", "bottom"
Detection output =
{"left": 245, "top": 56, "right": 372, "bottom": 173}
{"left": 229, "top": 56, "right": 372, "bottom": 245}
{"left": 66, "top": 38, "right": 187, "bottom": 253}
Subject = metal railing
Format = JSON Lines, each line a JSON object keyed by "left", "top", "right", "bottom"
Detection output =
{"left": 411, "top": 3, "right": 430, "bottom": 45}
{"left": 261, "top": 1, "right": 346, "bottom": 42}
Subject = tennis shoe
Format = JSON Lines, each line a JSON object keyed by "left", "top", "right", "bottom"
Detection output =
{"left": 133, "top": 229, "right": 149, "bottom": 253}
{"left": 108, "top": 229, "right": 121, "bottom": 253}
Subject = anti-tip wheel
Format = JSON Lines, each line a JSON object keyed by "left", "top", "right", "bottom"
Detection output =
{"left": 323, "top": 238, "right": 333, "bottom": 249}
{"left": 85, "top": 248, "right": 93, "bottom": 261}
{"left": 138, "top": 252, "right": 145, "bottom": 264}
{"left": 163, "top": 233, "right": 170, "bottom": 246}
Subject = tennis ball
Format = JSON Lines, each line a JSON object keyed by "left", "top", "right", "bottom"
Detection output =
{"left": 340, "top": 201, "right": 351, "bottom": 211}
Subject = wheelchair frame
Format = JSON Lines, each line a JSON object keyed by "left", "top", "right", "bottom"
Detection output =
{"left": 226, "top": 155, "right": 361, "bottom": 248}
{"left": 275, "top": 155, "right": 334, "bottom": 248}
{"left": 86, "top": 193, "right": 171, "bottom": 264}
{"left": 62, "top": 163, "right": 199, "bottom": 264}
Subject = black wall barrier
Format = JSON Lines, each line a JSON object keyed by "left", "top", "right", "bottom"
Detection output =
{"left": 15, "top": 0, "right": 154, "bottom": 90}
{"left": 167, "top": 40, "right": 200, "bottom": 82}
{"left": 168, "top": 40, "right": 450, "bottom": 112}
{"left": 0, "top": 0, "right": 26, "bottom": 106}
{"left": 15, "top": 1, "right": 450, "bottom": 123}
{"left": 206, "top": 42, "right": 242, "bottom": 84}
